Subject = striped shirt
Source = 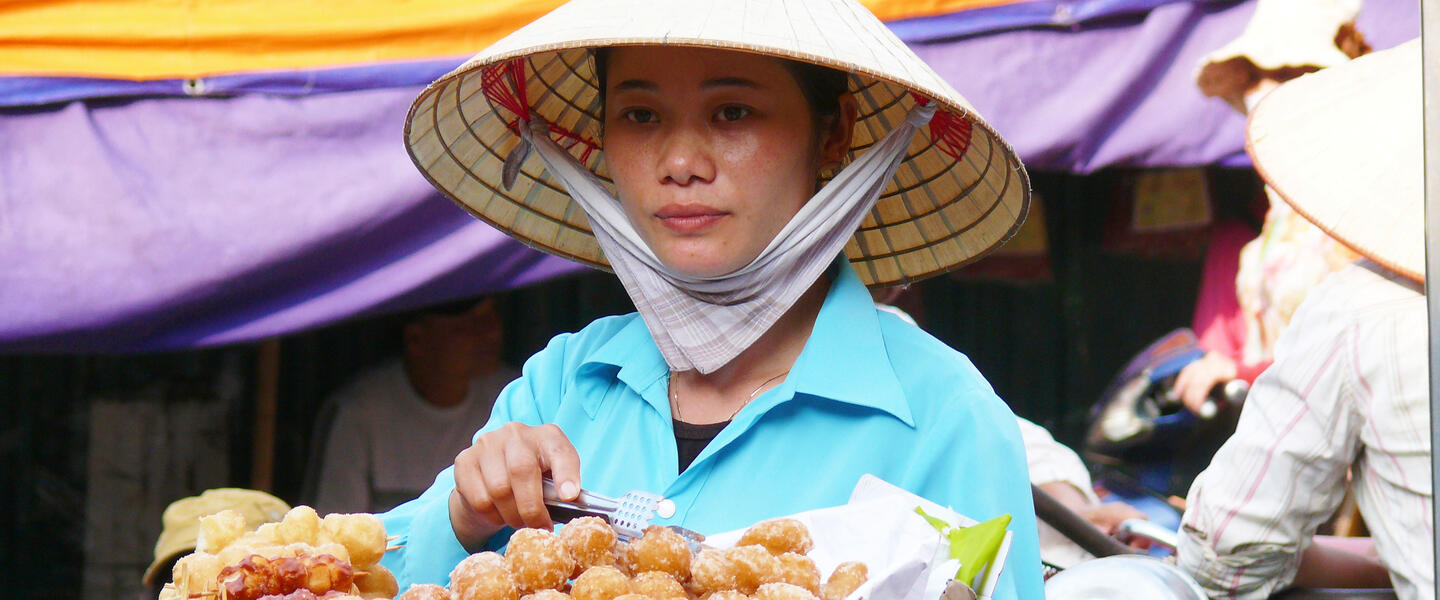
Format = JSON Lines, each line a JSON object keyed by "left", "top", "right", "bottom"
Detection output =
{"left": 1178, "top": 260, "right": 1433, "bottom": 599}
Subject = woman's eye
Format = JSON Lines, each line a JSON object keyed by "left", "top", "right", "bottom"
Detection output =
{"left": 621, "top": 108, "right": 657, "bottom": 123}
{"left": 716, "top": 105, "right": 751, "bottom": 122}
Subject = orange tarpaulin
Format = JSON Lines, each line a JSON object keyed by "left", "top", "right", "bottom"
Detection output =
{"left": 1, "top": 0, "right": 1015, "bottom": 79}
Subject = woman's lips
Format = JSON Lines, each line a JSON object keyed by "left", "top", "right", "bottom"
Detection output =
{"left": 655, "top": 204, "right": 728, "bottom": 233}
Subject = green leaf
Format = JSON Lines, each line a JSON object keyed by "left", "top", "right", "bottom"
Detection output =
{"left": 912, "top": 506, "right": 1011, "bottom": 588}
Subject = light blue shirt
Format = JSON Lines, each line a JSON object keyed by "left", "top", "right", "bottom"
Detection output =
{"left": 380, "top": 261, "right": 1044, "bottom": 599}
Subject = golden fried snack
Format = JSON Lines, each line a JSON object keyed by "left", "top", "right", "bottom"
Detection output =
{"left": 704, "top": 591, "right": 749, "bottom": 600}
{"left": 737, "top": 520, "right": 812, "bottom": 557}
{"left": 199, "top": 509, "right": 248, "bottom": 553}
{"left": 450, "top": 552, "right": 519, "bottom": 600}
{"left": 630, "top": 571, "right": 687, "bottom": 600}
{"left": 322, "top": 513, "right": 388, "bottom": 567}
{"left": 728, "top": 546, "right": 782, "bottom": 594}
{"left": 256, "top": 522, "right": 288, "bottom": 546}
{"left": 775, "top": 553, "right": 819, "bottom": 595}
{"left": 687, "top": 549, "right": 737, "bottom": 596}
{"left": 820, "top": 562, "right": 866, "bottom": 600}
{"left": 356, "top": 562, "right": 399, "bottom": 598}
{"left": 570, "top": 565, "right": 632, "bottom": 600}
{"left": 560, "top": 516, "right": 618, "bottom": 576}
{"left": 278, "top": 506, "right": 323, "bottom": 545}
{"left": 315, "top": 541, "right": 353, "bottom": 565}
{"left": 398, "top": 583, "right": 456, "bottom": 600}
{"left": 625, "top": 526, "right": 691, "bottom": 583}
{"left": 506, "top": 528, "right": 577, "bottom": 594}
{"left": 611, "top": 594, "right": 652, "bottom": 600}
{"left": 172, "top": 551, "right": 225, "bottom": 595}
{"left": 614, "top": 542, "right": 634, "bottom": 576}
{"left": 523, "top": 590, "right": 574, "bottom": 600}
{"left": 754, "top": 582, "right": 819, "bottom": 600}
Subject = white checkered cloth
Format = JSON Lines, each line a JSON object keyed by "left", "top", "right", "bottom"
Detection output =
{"left": 524, "top": 103, "right": 935, "bottom": 373}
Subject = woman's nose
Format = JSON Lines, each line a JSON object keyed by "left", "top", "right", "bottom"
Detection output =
{"left": 658, "top": 125, "right": 716, "bottom": 186}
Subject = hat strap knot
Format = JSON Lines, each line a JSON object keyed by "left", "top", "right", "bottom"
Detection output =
{"left": 487, "top": 58, "right": 601, "bottom": 166}
{"left": 911, "top": 93, "right": 974, "bottom": 162}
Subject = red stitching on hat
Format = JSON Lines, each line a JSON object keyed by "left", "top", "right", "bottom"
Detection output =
{"left": 482, "top": 58, "right": 601, "bottom": 164}
{"left": 912, "top": 93, "right": 973, "bottom": 161}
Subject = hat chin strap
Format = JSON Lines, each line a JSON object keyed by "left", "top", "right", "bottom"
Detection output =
{"left": 523, "top": 103, "right": 935, "bottom": 374}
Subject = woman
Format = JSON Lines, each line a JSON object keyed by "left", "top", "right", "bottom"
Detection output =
{"left": 383, "top": 0, "right": 1042, "bottom": 597}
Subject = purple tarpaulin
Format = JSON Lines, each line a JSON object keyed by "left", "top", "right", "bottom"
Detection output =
{"left": 0, "top": 0, "right": 1419, "bottom": 353}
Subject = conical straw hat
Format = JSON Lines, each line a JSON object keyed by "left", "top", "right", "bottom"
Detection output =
{"left": 403, "top": 0, "right": 1029, "bottom": 287}
{"left": 1246, "top": 38, "right": 1423, "bottom": 282}
{"left": 1195, "top": 0, "right": 1368, "bottom": 104}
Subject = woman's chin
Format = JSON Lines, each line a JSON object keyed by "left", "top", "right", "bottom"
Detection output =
{"left": 656, "top": 254, "right": 749, "bottom": 280}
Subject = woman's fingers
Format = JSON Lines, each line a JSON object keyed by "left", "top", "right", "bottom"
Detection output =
{"left": 536, "top": 424, "right": 583, "bottom": 501}
{"left": 504, "top": 433, "right": 554, "bottom": 529}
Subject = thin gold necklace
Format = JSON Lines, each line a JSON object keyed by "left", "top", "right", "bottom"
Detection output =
{"left": 668, "top": 370, "right": 790, "bottom": 422}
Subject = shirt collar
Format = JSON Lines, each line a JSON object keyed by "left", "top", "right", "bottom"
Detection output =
{"left": 578, "top": 259, "right": 913, "bottom": 427}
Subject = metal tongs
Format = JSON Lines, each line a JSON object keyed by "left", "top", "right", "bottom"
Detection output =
{"left": 541, "top": 478, "right": 706, "bottom": 550}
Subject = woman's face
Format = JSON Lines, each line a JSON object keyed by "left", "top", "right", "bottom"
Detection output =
{"left": 601, "top": 46, "right": 848, "bottom": 278}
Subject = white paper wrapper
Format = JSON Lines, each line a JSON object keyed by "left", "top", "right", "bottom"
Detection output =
{"left": 705, "top": 475, "right": 1011, "bottom": 600}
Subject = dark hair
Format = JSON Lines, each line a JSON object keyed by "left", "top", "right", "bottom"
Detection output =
{"left": 592, "top": 47, "right": 849, "bottom": 141}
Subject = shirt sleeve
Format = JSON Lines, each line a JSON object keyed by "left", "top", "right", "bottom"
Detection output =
{"left": 379, "top": 333, "right": 571, "bottom": 590}
{"left": 1177, "top": 292, "right": 1361, "bottom": 599}
{"left": 1016, "top": 416, "right": 1098, "bottom": 504}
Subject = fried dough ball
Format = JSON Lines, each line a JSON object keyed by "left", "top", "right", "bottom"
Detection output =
{"left": 631, "top": 571, "right": 687, "bottom": 600}
{"left": 356, "top": 562, "right": 399, "bottom": 598}
{"left": 524, "top": 590, "right": 574, "bottom": 600}
{"left": 625, "top": 526, "right": 691, "bottom": 583}
{"left": 704, "top": 591, "right": 749, "bottom": 600}
{"left": 754, "top": 583, "right": 819, "bottom": 600}
{"left": 314, "top": 541, "right": 352, "bottom": 565}
{"left": 322, "top": 513, "right": 387, "bottom": 567}
{"left": 451, "top": 552, "right": 519, "bottom": 600}
{"left": 398, "top": 583, "right": 455, "bottom": 600}
{"left": 614, "top": 542, "right": 634, "bottom": 576}
{"left": 560, "top": 517, "right": 618, "bottom": 576}
{"left": 612, "top": 594, "right": 652, "bottom": 600}
{"left": 737, "top": 520, "right": 812, "bottom": 557}
{"left": 199, "top": 509, "right": 248, "bottom": 553}
{"left": 729, "top": 546, "right": 783, "bottom": 594}
{"left": 688, "top": 549, "right": 737, "bottom": 596}
{"left": 278, "top": 506, "right": 322, "bottom": 546}
{"left": 256, "top": 522, "right": 287, "bottom": 546}
{"left": 820, "top": 562, "right": 866, "bottom": 600}
{"left": 570, "top": 565, "right": 631, "bottom": 600}
{"left": 775, "top": 554, "right": 819, "bottom": 595}
{"left": 506, "top": 528, "right": 576, "bottom": 594}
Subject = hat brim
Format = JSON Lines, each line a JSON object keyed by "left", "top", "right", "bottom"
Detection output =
{"left": 404, "top": 0, "right": 1030, "bottom": 287}
{"left": 1245, "top": 39, "right": 1423, "bottom": 282}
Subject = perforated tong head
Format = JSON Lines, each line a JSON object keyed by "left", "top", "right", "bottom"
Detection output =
{"left": 541, "top": 478, "right": 706, "bottom": 549}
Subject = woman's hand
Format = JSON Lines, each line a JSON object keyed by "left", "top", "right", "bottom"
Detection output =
{"left": 448, "top": 422, "right": 582, "bottom": 550}
{"left": 1171, "top": 352, "right": 1238, "bottom": 415}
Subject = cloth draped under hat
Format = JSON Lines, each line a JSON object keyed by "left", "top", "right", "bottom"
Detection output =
{"left": 402, "top": 0, "right": 1030, "bottom": 371}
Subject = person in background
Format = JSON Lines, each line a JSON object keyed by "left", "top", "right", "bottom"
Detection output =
{"left": 1173, "top": 0, "right": 1366, "bottom": 413}
{"left": 142, "top": 488, "right": 290, "bottom": 599}
{"left": 1177, "top": 40, "right": 1430, "bottom": 599}
{"left": 307, "top": 299, "right": 518, "bottom": 514}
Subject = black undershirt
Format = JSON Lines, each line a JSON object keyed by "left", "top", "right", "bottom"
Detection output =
{"left": 673, "top": 419, "right": 730, "bottom": 473}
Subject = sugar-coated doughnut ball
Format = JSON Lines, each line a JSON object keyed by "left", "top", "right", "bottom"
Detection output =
{"left": 506, "top": 528, "right": 577, "bottom": 594}
{"left": 820, "top": 562, "right": 867, "bottom": 600}
{"left": 523, "top": 590, "right": 574, "bottom": 600}
{"left": 630, "top": 571, "right": 687, "bottom": 600}
{"left": 737, "top": 520, "right": 812, "bottom": 557}
{"left": 172, "top": 551, "right": 224, "bottom": 594}
{"left": 754, "top": 582, "right": 819, "bottom": 600}
{"left": 687, "top": 549, "right": 737, "bottom": 596}
{"left": 451, "top": 552, "right": 519, "bottom": 600}
{"left": 728, "top": 546, "right": 783, "bottom": 594}
{"left": 776, "top": 553, "right": 819, "bottom": 595}
{"left": 399, "top": 583, "right": 455, "bottom": 600}
{"left": 570, "top": 565, "right": 632, "bottom": 600}
{"left": 560, "top": 517, "right": 618, "bottom": 576}
{"left": 611, "top": 594, "right": 653, "bottom": 600}
{"left": 705, "top": 591, "right": 749, "bottom": 600}
{"left": 625, "top": 526, "right": 691, "bottom": 583}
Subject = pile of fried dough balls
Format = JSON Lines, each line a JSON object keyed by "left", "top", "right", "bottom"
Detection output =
{"left": 398, "top": 518, "right": 868, "bottom": 600}
{"left": 160, "top": 505, "right": 395, "bottom": 600}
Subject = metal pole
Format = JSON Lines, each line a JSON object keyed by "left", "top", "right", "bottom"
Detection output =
{"left": 1423, "top": 1, "right": 1439, "bottom": 597}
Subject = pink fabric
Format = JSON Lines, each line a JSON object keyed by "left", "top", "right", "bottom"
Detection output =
{"left": 1191, "top": 221, "right": 1262, "bottom": 380}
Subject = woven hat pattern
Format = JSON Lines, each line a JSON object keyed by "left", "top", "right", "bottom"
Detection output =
{"left": 405, "top": 0, "right": 1029, "bottom": 287}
